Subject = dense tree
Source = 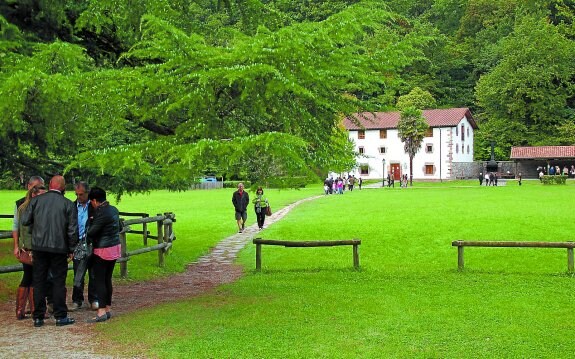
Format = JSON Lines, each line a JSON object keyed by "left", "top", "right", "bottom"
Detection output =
{"left": 396, "top": 86, "right": 436, "bottom": 110}
{"left": 2, "top": 0, "right": 574, "bottom": 188}
{"left": 475, "top": 15, "right": 575, "bottom": 155}
{"left": 2, "top": 2, "right": 431, "bottom": 192}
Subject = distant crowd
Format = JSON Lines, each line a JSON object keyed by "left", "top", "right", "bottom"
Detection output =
{"left": 537, "top": 165, "right": 575, "bottom": 180}
{"left": 323, "top": 175, "right": 362, "bottom": 194}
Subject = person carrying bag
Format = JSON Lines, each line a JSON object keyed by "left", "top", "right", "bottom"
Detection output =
{"left": 73, "top": 233, "right": 93, "bottom": 289}
{"left": 253, "top": 187, "right": 270, "bottom": 230}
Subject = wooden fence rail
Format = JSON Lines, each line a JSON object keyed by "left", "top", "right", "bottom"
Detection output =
{"left": 253, "top": 238, "right": 361, "bottom": 271}
{"left": 451, "top": 240, "right": 575, "bottom": 272}
{"left": 0, "top": 214, "right": 13, "bottom": 239}
{"left": 119, "top": 211, "right": 150, "bottom": 245}
{"left": 0, "top": 212, "right": 176, "bottom": 277}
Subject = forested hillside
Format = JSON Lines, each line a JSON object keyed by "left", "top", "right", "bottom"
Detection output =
{"left": 1, "top": 0, "right": 573, "bottom": 193}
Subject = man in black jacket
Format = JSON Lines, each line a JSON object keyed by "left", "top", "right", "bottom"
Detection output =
{"left": 232, "top": 183, "right": 249, "bottom": 233}
{"left": 22, "top": 175, "right": 78, "bottom": 327}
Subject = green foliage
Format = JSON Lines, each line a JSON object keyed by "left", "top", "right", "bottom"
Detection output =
{"left": 2, "top": 0, "right": 575, "bottom": 190}
{"left": 541, "top": 175, "right": 568, "bottom": 185}
{"left": 475, "top": 14, "right": 575, "bottom": 154}
{"left": 397, "top": 107, "right": 428, "bottom": 158}
{"left": 396, "top": 86, "right": 436, "bottom": 110}
{"left": 66, "top": 132, "right": 314, "bottom": 197}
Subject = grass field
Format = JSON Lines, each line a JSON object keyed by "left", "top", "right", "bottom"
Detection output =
{"left": 0, "top": 187, "right": 318, "bottom": 299}
{"left": 2, "top": 180, "right": 575, "bottom": 357}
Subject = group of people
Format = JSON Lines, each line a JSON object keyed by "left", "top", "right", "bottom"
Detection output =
{"left": 537, "top": 165, "right": 575, "bottom": 179}
{"left": 12, "top": 175, "right": 121, "bottom": 327}
{"left": 232, "top": 183, "right": 270, "bottom": 232}
{"left": 478, "top": 172, "right": 498, "bottom": 186}
{"left": 323, "top": 175, "right": 361, "bottom": 195}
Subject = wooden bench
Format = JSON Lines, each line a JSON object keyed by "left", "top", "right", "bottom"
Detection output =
{"left": 253, "top": 238, "right": 361, "bottom": 271}
{"left": 452, "top": 240, "right": 575, "bottom": 272}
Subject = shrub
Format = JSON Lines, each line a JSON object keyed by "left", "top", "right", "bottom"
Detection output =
{"left": 541, "top": 175, "right": 567, "bottom": 185}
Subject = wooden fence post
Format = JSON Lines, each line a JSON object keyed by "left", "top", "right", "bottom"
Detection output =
{"left": 142, "top": 214, "right": 149, "bottom": 246}
{"left": 457, "top": 244, "right": 464, "bottom": 271}
{"left": 255, "top": 243, "right": 262, "bottom": 271}
{"left": 568, "top": 247, "right": 574, "bottom": 273}
{"left": 157, "top": 213, "right": 164, "bottom": 268}
{"left": 353, "top": 243, "right": 359, "bottom": 269}
{"left": 120, "top": 219, "right": 128, "bottom": 278}
{"left": 163, "top": 212, "right": 170, "bottom": 256}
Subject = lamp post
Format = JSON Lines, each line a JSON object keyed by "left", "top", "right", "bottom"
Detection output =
{"left": 382, "top": 158, "right": 386, "bottom": 187}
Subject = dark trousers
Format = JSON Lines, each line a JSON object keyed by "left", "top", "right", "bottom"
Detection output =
{"left": 72, "top": 258, "right": 97, "bottom": 304}
{"left": 32, "top": 251, "right": 68, "bottom": 320}
{"left": 255, "top": 209, "right": 266, "bottom": 229}
{"left": 92, "top": 255, "right": 116, "bottom": 308}
{"left": 20, "top": 263, "right": 34, "bottom": 287}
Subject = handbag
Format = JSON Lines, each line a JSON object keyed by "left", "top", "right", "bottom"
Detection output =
{"left": 265, "top": 206, "right": 272, "bottom": 216}
{"left": 17, "top": 250, "right": 33, "bottom": 265}
{"left": 73, "top": 237, "right": 93, "bottom": 261}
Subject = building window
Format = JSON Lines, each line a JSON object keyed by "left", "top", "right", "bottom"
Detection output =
{"left": 360, "top": 164, "right": 369, "bottom": 175}
{"left": 455, "top": 126, "right": 458, "bottom": 136}
{"left": 379, "top": 129, "right": 387, "bottom": 139}
{"left": 358, "top": 130, "right": 365, "bottom": 139}
{"left": 426, "top": 144, "right": 433, "bottom": 153}
{"left": 456, "top": 144, "right": 459, "bottom": 154}
{"left": 467, "top": 127, "right": 469, "bottom": 137}
{"left": 358, "top": 146, "right": 365, "bottom": 154}
{"left": 425, "top": 165, "right": 434, "bottom": 175}
{"left": 461, "top": 125, "right": 465, "bottom": 141}
{"left": 425, "top": 128, "right": 433, "bottom": 137}
{"left": 467, "top": 145, "right": 470, "bottom": 154}
{"left": 379, "top": 147, "right": 386, "bottom": 154}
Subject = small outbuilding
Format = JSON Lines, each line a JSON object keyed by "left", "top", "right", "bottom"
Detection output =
{"left": 510, "top": 146, "right": 575, "bottom": 178}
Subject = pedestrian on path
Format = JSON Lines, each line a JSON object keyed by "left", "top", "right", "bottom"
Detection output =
{"left": 252, "top": 187, "right": 269, "bottom": 230}
{"left": 232, "top": 183, "right": 249, "bottom": 233}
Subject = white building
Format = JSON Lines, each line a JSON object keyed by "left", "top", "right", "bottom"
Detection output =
{"left": 343, "top": 108, "right": 477, "bottom": 181}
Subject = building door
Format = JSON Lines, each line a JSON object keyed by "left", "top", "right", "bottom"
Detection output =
{"left": 391, "top": 163, "right": 401, "bottom": 180}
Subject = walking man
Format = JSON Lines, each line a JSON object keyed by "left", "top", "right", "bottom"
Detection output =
{"left": 232, "top": 183, "right": 249, "bottom": 233}
{"left": 22, "top": 175, "right": 78, "bottom": 327}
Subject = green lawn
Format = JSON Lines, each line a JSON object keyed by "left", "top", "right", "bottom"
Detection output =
{"left": 2, "top": 181, "right": 574, "bottom": 357}
{"left": 0, "top": 186, "right": 318, "bottom": 298}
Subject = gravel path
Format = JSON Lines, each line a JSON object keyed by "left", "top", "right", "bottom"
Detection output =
{"left": 0, "top": 195, "right": 321, "bottom": 358}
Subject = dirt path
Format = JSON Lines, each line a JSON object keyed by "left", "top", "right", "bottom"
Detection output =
{"left": 0, "top": 195, "right": 321, "bottom": 358}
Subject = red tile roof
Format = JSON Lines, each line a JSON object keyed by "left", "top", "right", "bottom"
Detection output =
{"left": 343, "top": 108, "right": 477, "bottom": 130}
{"left": 510, "top": 146, "right": 575, "bottom": 159}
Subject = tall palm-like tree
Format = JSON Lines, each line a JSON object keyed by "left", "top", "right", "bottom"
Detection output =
{"left": 397, "top": 107, "right": 428, "bottom": 186}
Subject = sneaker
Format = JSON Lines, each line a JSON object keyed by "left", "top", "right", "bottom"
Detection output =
{"left": 238, "top": 229, "right": 243, "bottom": 233}
{"left": 91, "top": 301, "right": 99, "bottom": 311}
{"left": 69, "top": 302, "right": 82, "bottom": 311}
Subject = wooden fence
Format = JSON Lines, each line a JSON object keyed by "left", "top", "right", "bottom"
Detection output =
{"left": 0, "top": 212, "right": 176, "bottom": 277}
{"left": 452, "top": 240, "right": 575, "bottom": 272}
{"left": 0, "top": 214, "right": 13, "bottom": 240}
{"left": 253, "top": 238, "right": 361, "bottom": 271}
